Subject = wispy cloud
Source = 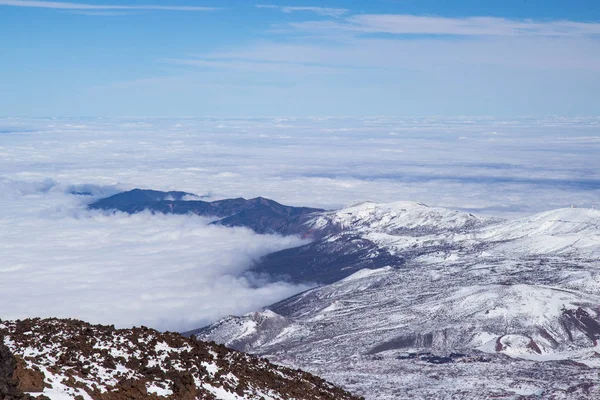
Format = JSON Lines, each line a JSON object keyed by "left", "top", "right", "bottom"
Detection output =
{"left": 164, "top": 57, "right": 345, "bottom": 74}
{"left": 0, "top": 0, "right": 218, "bottom": 11}
{"left": 291, "top": 14, "right": 600, "bottom": 37}
{"left": 191, "top": 35, "right": 600, "bottom": 73}
{"left": 70, "top": 11, "right": 133, "bottom": 16}
{"left": 256, "top": 4, "right": 347, "bottom": 18}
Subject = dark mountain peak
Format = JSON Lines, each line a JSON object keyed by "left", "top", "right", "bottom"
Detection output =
{"left": 90, "top": 188, "right": 200, "bottom": 209}
{"left": 248, "top": 196, "right": 276, "bottom": 204}
{"left": 122, "top": 188, "right": 187, "bottom": 200}
{"left": 88, "top": 189, "right": 324, "bottom": 236}
{"left": 209, "top": 198, "right": 323, "bottom": 235}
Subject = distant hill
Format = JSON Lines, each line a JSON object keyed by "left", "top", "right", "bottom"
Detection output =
{"left": 89, "top": 189, "right": 323, "bottom": 236}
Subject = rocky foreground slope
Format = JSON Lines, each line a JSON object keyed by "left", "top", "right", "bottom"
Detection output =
{"left": 0, "top": 318, "right": 360, "bottom": 400}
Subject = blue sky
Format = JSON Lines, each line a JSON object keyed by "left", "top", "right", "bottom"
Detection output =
{"left": 0, "top": 0, "right": 599, "bottom": 116}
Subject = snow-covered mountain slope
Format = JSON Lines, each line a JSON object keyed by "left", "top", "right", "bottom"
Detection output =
{"left": 251, "top": 203, "right": 600, "bottom": 284}
{"left": 200, "top": 270, "right": 600, "bottom": 399}
{"left": 309, "top": 202, "right": 600, "bottom": 259}
{"left": 478, "top": 207, "right": 600, "bottom": 258}
{"left": 200, "top": 267, "right": 600, "bottom": 361}
{"left": 0, "top": 318, "right": 360, "bottom": 400}
{"left": 199, "top": 203, "right": 600, "bottom": 399}
{"left": 309, "top": 201, "right": 499, "bottom": 235}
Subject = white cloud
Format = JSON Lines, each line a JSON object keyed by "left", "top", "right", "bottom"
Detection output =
{"left": 1, "top": 116, "right": 600, "bottom": 331}
{"left": 163, "top": 57, "right": 344, "bottom": 75}
{"left": 0, "top": 179, "right": 310, "bottom": 331}
{"left": 256, "top": 4, "right": 348, "bottom": 18}
{"left": 0, "top": 0, "right": 218, "bottom": 11}
{"left": 196, "top": 36, "right": 600, "bottom": 72}
{"left": 2, "top": 116, "right": 599, "bottom": 214}
{"left": 74, "top": 11, "right": 598, "bottom": 117}
{"left": 291, "top": 14, "right": 600, "bottom": 37}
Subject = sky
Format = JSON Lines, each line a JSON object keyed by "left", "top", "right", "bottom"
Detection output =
{"left": 0, "top": 0, "right": 599, "bottom": 116}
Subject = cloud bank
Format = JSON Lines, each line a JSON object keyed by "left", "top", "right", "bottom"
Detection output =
{"left": 1, "top": 116, "right": 599, "bottom": 331}
{"left": 1, "top": 116, "right": 598, "bottom": 215}
{"left": 0, "top": 179, "right": 309, "bottom": 331}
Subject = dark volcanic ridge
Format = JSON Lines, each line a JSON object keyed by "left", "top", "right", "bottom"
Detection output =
{"left": 89, "top": 189, "right": 323, "bottom": 236}
{"left": 0, "top": 318, "right": 361, "bottom": 400}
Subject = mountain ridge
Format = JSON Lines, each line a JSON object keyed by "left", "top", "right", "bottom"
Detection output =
{"left": 88, "top": 189, "right": 324, "bottom": 236}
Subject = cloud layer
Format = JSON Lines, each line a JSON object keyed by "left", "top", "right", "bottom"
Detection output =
{"left": 0, "top": 180, "right": 309, "bottom": 331}
{"left": 1, "top": 116, "right": 599, "bottom": 331}
{"left": 1, "top": 116, "right": 599, "bottom": 215}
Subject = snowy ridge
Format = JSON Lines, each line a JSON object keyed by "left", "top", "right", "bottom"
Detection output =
{"left": 491, "top": 207, "right": 600, "bottom": 237}
{"left": 311, "top": 203, "right": 600, "bottom": 263}
{"left": 308, "top": 200, "right": 499, "bottom": 235}
{"left": 479, "top": 207, "right": 600, "bottom": 257}
{"left": 191, "top": 310, "right": 291, "bottom": 351}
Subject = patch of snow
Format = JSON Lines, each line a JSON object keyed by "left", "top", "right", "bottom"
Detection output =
{"left": 202, "top": 383, "right": 244, "bottom": 400}
{"left": 147, "top": 382, "right": 173, "bottom": 396}
{"left": 340, "top": 266, "right": 395, "bottom": 282}
{"left": 201, "top": 361, "right": 220, "bottom": 376}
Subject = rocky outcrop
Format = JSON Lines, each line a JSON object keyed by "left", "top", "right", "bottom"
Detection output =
{"left": 0, "top": 336, "right": 45, "bottom": 400}
{"left": 11, "top": 356, "right": 46, "bottom": 393}
{"left": 561, "top": 306, "right": 600, "bottom": 345}
{"left": 0, "top": 318, "right": 361, "bottom": 400}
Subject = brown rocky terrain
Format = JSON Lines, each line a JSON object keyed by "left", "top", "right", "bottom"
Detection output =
{"left": 0, "top": 318, "right": 361, "bottom": 400}
{"left": 0, "top": 338, "right": 43, "bottom": 400}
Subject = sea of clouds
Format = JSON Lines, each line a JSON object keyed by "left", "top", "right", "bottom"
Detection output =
{"left": 0, "top": 180, "right": 309, "bottom": 331}
{"left": 1, "top": 116, "right": 599, "bottom": 331}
